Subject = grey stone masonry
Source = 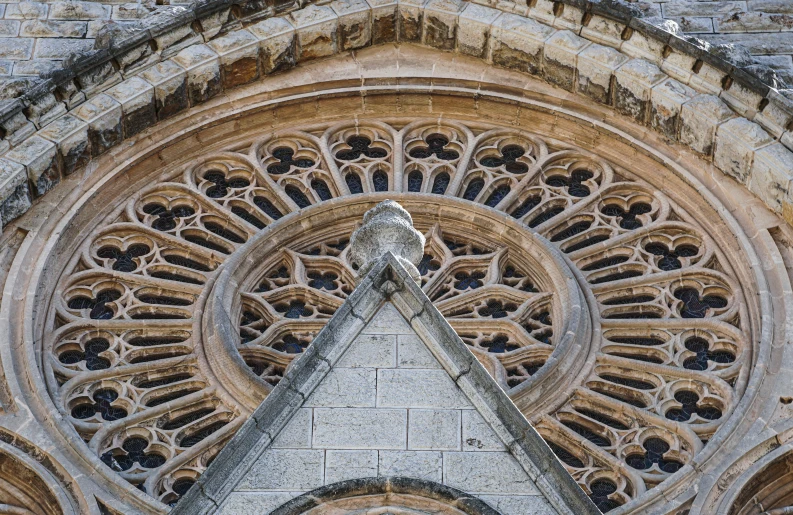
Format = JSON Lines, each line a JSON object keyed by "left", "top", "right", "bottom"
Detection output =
{"left": 655, "top": 0, "right": 793, "bottom": 84}
{"left": 2, "top": 0, "right": 793, "bottom": 235}
{"left": 172, "top": 253, "right": 600, "bottom": 515}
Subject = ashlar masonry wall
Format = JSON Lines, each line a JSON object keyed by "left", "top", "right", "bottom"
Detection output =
{"left": 219, "top": 302, "right": 558, "bottom": 515}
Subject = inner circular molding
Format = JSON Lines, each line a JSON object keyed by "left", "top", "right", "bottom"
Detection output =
{"left": 203, "top": 195, "right": 588, "bottom": 414}
{"left": 34, "top": 110, "right": 761, "bottom": 512}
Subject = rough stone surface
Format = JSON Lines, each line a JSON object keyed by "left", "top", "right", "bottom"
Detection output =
{"left": 614, "top": 59, "right": 668, "bottom": 124}
{"left": 714, "top": 117, "right": 774, "bottom": 183}
{"left": 651, "top": 77, "right": 698, "bottom": 139}
{"left": 5, "top": 134, "right": 59, "bottom": 196}
{"left": 680, "top": 94, "right": 736, "bottom": 155}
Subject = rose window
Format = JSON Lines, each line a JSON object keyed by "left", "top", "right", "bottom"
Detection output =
{"left": 42, "top": 118, "right": 754, "bottom": 511}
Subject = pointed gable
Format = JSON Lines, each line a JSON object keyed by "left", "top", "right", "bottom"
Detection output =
{"left": 173, "top": 254, "right": 599, "bottom": 515}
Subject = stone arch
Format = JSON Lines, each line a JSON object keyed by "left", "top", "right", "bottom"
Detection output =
{"left": 0, "top": 439, "right": 79, "bottom": 515}
{"left": 270, "top": 477, "right": 499, "bottom": 514}
{"left": 1, "top": 0, "right": 793, "bottom": 232}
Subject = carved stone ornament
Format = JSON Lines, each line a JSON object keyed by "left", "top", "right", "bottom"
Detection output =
{"left": 349, "top": 199, "right": 426, "bottom": 283}
{"left": 6, "top": 100, "right": 784, "bottom": 514}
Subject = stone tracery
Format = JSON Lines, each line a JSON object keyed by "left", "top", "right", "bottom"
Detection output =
{"left": 43, "top": 117, "right": 753, "bottom": 511}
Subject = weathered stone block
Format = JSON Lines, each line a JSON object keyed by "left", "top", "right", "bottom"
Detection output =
{"left": 714, "top": 117, "right": 774, "bottom": 184}
{"left": 614, "top": 59, "right": 667, "bottom": 124}
{"left": 49, "top": 1, "right": 110, "bottom": 19}
{"left": 720, "top": 81, "right": 765, "bottom": 120}
{"left": 23, "top": 92, "right": 66, "bottom": 129}
{"left": 444, "top": 451, "right": 537, "bottom": 494}
{"left": 478, "top": 495, "right": 556, "bottom": 515}
{"left": 378, "top": 450, "right": 442, "bottom": 481}
{"left": 490, "top": 14, "right": 555, "bottom": 75}
{"left": 33, "top": 38, "right": 93, "bottom": 59}
{"left": 759, "top": 92, "right": 793, "bottom": 140}
{"left": 140, "top": 60, "right": 188, "bottom": 121}
{"left": 208, "top": 30, "right": 260, "bottom": 90}
{"left": 377, "top": 369, "right": 469, "bottom": 408}
{"left": 0, "top": 158, "right": 30, "bottom": 227}
{"left": 0, "top": 60, "right": 13, "bottom": 75}
{"left": 0, "top": 21, "right": 19, "bottom": 38}
{"left": 72, "top": 93, "right": 123, "bottom": 157}
{"left": 543, "top": 30, "right": 590, "bottom": 91}
{"left": 154, "top": 23, "right": 202, "bottom": 59}
{"left": 680, "top": 94, "right": 735, "bottom": 156}
{"left": 457, "top": 3, "right": 500, "bottom": 59}
{"left": 5, "top": 3, "right": 48, "bottom": 20}
{"left": 220, "top": 492, "right": 299, "bottom": 515}
{"left": 408, "top": 409, "right": 461, "bottom": 450}
{"left": 580, "top": 15, "right": 624, "bottom": 48}
{"left": 331, "top": 0, "right": 372, "bottom": 51}
{"left": 196, "top": 8, "right": 232, "bottom": 40}
{"left": 751, "top": 0, "right": 793, "bottom": 13}
{"left": 1, "top": 110, "right": 36, "bottom": 147}
{"left": 172, "top": 44, "right": 222, "bottom": 105}
{"left": 748, "top": 143, "right": 793, "bottom": 217}
{"left": 462, "top": 410, "right": 506, "bottom": 451}
{"left": 76, "top": 61, "right": 122, "bottom": 98}
{"left": 290, "top": 5, "right": 338, "bottom": 61}
{"left": 112, "top": 4, "right": 151, "bottom": 21}
{"left": 248, "top": 17, "right": 296, "bottom": 75}
{"left": 115, "top": 42, "right": 157, "bottom": 75}
{"left": 337, "top": 334, "right": 396, "bottom": 368}
{"left": 20, "top": 20, "right": 86, "bottom": 38}
{"left": 324, "top": 450, "right": 378, "bottom": 483}
{"left": 397, "top": 334, "right": 440, "bottom": 368}
{"left": 237, "top": 449, "right": 324, "bottom": 490}
{"left": 38, "top": 114, "right": 90, "bottom": 175}
{"left": 105, "top": 77, "right": 156, "bottom": 138}
{"left": 577, "top": 43, "right": 627, "bottom": 104}
{"left": 13, "top": 60, "right": 58, "bottom": 78}
{"left": 621, "top": 29, "right": 666, "bottom": 66}
{"left": 305, "top": 368, "right": 376, "bottom": 407}
{"left": 529, "top": 0, "right": 555, "bottom": 26}
{"left": 367, "top": 0, "right": 398, "bottom": 44}
{"left": 362, "top": 302, "right": 412, "bottom": 334}
{"left": 553, "top": 3, "right": 584, "bottom": 32}
{"left": 689, "top": 62, "right": 728, "bottom": 96}
{"left": 312, "top": 408, "right": 407, "bottom": 449}
{"left": 398, "top": 0, "right": 426, "bottom": 43}
{"left": 664, "top": 2, "right": 745, "bottom": 17}
{"left": 6, "top": 135, "right": 60, "bottom": 197}
{"left": 53, "top": 79, "right": 83, "bottom": 111}
{"left": 271, "top": 408, "right": 313, "bottom": 449}
{"left": 651, "top": 77, "right": 697, "bottom": 140}
{"left": 715, "top": 10, "right": 793, "bottom": 33}
{"left": 661, "top": 48, "right": 699, "bottom": 85}
{"left": 422, "top": 0, "right": 464, "bottom": 51}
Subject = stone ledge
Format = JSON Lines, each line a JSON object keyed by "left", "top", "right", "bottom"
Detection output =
{"left": 1, "top": 0, "right": 793, "bottom": 230}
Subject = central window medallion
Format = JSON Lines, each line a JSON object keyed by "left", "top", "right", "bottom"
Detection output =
{"left": 206, "top": 196, "right": 584, "bottom": 404}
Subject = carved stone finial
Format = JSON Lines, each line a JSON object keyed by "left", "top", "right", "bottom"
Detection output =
{"left": 349, "top": 200, "right": 426, "bottom": 284}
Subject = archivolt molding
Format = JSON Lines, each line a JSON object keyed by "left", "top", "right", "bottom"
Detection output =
{"left": 0, "top": 438, "right": 83, "bottom": 515}
{"left": 1, "top": 0, "right": 793, "bottom": 236}
{"left": 0, "top": 64, "right": 785, "bottom": 513}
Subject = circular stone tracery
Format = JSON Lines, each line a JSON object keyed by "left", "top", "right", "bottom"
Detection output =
{"left": 40, "top": 116, "right": 755, "bottom": 511}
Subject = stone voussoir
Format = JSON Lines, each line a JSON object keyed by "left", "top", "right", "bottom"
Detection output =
{"left": 0, "top": 0, "right": 791, "bottom": 230}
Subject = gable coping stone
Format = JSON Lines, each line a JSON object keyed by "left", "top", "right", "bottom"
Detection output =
{"left": 172, "top": 252, "right": 600, "bottom": 515}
